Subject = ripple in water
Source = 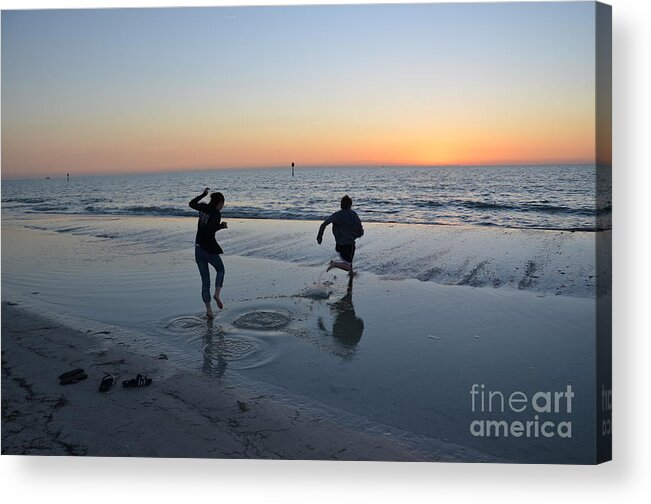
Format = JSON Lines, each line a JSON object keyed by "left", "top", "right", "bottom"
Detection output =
{"left": 208, "top": 334, "right": 278, "bottom": 370}
{"left": 164, "top": 315, "right": 281, "bottom": 370}
{"left": 232, "top": 310, "right": 293, "bottom": 330}
{"left": 165, "top": 316, "right": 205, "bottom": 331}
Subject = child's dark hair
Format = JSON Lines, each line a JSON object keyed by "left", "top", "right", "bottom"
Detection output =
{"left": 210, "top": 192, "right": 225, "bottom": 207}
{"left": 341, "top": 195, "right": 353, "bottom": 209}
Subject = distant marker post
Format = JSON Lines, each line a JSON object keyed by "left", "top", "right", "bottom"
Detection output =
{"left": 291, "top": 162, "right": 295, "bottom": 177}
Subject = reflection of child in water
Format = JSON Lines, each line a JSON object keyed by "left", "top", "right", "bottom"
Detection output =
{"left": 332, "top": 296, "right": 364, "bottom": 347}
{"left": 317, "top": 195, "right": 364, "bottom": 274}
{"left": 321, "top": 276, "right": 364, "bottom": 349}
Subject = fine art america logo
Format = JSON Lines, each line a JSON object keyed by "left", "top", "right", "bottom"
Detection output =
{"left": 469, "top": 384, "right": 574, "bottom": 439}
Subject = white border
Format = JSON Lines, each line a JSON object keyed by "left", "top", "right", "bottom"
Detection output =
{"left": 1, "top": 0, "right": 649, "bottom": 502}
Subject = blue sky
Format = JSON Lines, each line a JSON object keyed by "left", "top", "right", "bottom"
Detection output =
{"left": 1, "top": 2, "right": 598, "bottom": 177}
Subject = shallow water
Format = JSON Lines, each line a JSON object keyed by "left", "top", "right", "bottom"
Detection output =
{"left": 1, "top": 215, "right": 599, "bottom": 463}
{"left": 1, "top": 213, "right": 601, "bottom": 297}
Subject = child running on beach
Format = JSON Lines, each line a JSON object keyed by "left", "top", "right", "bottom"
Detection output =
{"left": 317, "top": 195, "right": 364, "bottom": 274}
{"left": 189, "top": 187, "right": 228, "bottom": 319}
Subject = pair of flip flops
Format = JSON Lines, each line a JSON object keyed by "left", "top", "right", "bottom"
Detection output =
{"left": 58, "top": 368, "right": 88, "bottom": 385}
{"left": 122, "top": 374, "right": 152, "bottom": 388}
{"left": 100, "top": 373, "right": 152, "bottom": 391}
{"left": 58, "top": 369, "right": 151, "bottom": 392}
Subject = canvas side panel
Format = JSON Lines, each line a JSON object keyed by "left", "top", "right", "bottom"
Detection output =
{"left": 595, "top": 0, "right": 612, "bottom": 464}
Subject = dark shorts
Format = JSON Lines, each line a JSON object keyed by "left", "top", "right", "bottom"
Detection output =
{"left": 335, "top": 243, "right": 355, "bottom": 264}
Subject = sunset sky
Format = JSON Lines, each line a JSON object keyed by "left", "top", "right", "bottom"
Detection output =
{"left": 1, "top": 2, "right": 605, "bottom": 179}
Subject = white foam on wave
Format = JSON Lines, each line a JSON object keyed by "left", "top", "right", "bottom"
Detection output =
{"left": 7, "top": 213, "right": 601, "bottom": 298}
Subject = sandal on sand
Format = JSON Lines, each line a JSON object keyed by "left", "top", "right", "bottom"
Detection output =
{"left": 122, "top": 374, "right": 152, "bottom": 388}
{"left": 58, "top": 368, "right": 85, "bottom": 380}
{"left": 60, "top": 372, "right": 88, "bottom": 385}
{"left": 98, "top": 374, "right": 115, "bottom": 393}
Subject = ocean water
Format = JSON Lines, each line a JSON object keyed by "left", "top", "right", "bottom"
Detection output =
{"left": 2, "top": 164, "right": 611, "bottom": 231}
{"left": 1, "top": 165, "right": 605, "bottom": 462}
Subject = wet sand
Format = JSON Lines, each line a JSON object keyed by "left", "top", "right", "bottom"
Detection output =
{"left": 2, "top": 302, "right": 445, "bottom": 460}
{"left": 1, "top": 215, "right": 600, "bottom": 462}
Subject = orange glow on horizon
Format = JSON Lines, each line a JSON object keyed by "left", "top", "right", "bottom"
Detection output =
{"left": 1, "top": 82, "right": 603, "bottom": 179}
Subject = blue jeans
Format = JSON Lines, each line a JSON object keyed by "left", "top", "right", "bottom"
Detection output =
{"left": 195, "top": 246, "right": 225, "bottom": 303}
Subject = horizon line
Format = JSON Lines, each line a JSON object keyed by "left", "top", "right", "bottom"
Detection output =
{"left": 1, "top": 161, "right": 607, "bottom": 181}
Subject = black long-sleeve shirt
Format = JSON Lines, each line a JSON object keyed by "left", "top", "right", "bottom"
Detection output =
{"left": 317, "top": 208, "right": 364, "bottom": 246}
{"left": 189, "top": 195, "right": 226, "bottom": 254}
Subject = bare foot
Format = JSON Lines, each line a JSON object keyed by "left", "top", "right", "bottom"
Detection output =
{"left": 206, "top": 309, "right": 214, "bottom": 319}
{"left": 328, "top": 260, "right": 351, "bottom": 273}
{"left": 213, "top": 295, "right": 224, "bottom": 310}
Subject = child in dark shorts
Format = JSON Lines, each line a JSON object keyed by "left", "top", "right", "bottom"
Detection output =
{"left": 316, "top": 195, "right": 364, "bottom": 273}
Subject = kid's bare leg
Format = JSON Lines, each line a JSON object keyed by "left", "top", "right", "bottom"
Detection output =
{"left": 327, "top": 259, "right": 351, "bottom": 272}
